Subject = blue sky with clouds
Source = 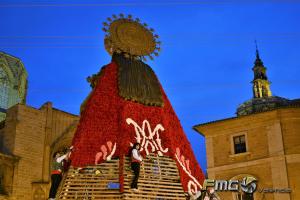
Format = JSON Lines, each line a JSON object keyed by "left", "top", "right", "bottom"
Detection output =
{"left": 1, "top": 0, "right": 300, "bottom": 172}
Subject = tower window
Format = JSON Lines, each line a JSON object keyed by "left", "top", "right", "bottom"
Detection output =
{"left": 233, "top": 135, "right": 246, "bottom": 154}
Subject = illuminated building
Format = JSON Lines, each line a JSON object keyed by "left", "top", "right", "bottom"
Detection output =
{"left": 194, "top": 48, "right": 300, "bottom": 200}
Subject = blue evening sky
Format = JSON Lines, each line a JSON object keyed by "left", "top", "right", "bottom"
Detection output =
{"left": 1, "top": 0, "right": 300, "bottom": 172}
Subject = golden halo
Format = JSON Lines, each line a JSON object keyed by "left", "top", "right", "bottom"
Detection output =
{"left": 102, "top": 14, "right": 161, "bottom": 61}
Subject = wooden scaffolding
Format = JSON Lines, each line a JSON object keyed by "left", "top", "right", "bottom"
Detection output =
{"left": 56, "top": 154, "right": 187, "bottom": 199}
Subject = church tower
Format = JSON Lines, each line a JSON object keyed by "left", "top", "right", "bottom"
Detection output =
{"left": 235, "top": 44, "right": 297, "bottom": 116}
{"left": 251, "top": 43, "right": 272, "bottom": 98}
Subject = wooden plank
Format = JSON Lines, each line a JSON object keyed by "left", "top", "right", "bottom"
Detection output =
{"left": 57, "top": 155, "right": 186, "bottom": 199}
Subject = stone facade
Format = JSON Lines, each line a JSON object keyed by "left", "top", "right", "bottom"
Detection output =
{"left": 0, "top": 102, "right": 78, "bottom": 200}
{"left": 194, "top": 107, "right": 300, "bottom": 200}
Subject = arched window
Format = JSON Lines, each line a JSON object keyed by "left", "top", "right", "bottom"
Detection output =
{"left": 231, "top": 174, "right": 256, "bottom": 200}
{"left": 261, "top": 85, "right": 268, "bottom": 97}
{"left": 235, "top": 192, "right": 254, "bottom": 200}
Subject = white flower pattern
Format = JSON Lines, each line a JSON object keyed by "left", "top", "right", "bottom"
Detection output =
{"left": 126, "top": 118, "right": 168, "bottom": 156}
{"left": 175, "top": 147, "right": 202, "bottom": 195}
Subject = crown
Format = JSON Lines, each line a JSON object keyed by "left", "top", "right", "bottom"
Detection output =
{"left": 102, "top": 14, "right": 161, "bottom": 61}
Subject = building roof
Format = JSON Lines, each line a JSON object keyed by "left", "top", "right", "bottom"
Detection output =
{"left": 193, "top": 103, "right": 300, "bottom": 136}
{"left": 0, "top": 51, "right": 28, "bottom": 79}
{"left": 236, "top": 96, "right": 300, "bottom": 116}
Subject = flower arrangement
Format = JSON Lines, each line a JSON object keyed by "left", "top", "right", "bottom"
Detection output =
{"left": 70, "top": 61, "right": 205, "bottom": 193}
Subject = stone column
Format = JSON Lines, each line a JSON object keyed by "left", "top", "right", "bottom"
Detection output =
{"left": 41, "top": 102, "right": 53, "bottom": 182}
{"left": 267, "top": 122, "right": 290, "bottom": 200}
{"left": 206, "top": 136, "right": 215, "bottom": 179}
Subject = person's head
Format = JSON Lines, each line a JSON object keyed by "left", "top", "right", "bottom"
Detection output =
{"left": 133, "top": 143, "right": 140, "bottom": 150}
{"left": 207, "top": 187, "right": 215, "bottom": 194}
{"left": 53, "top": 151, "right": 61, "bottom": 159}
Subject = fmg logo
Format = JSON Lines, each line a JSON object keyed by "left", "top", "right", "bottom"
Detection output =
{"left": 195, "top": 176, "right": 291, "bottom": 199}
{"left": 203, "top": 176, "right": 257, "bottom": 193}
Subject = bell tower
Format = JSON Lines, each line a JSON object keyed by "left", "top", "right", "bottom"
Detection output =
{"left": 252, "top": 42, "right": 272, "bottom": 98}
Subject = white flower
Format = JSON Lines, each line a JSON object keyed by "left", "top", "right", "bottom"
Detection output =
{"left": 126, "top": 118, "right": 168, "bottom": 155}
